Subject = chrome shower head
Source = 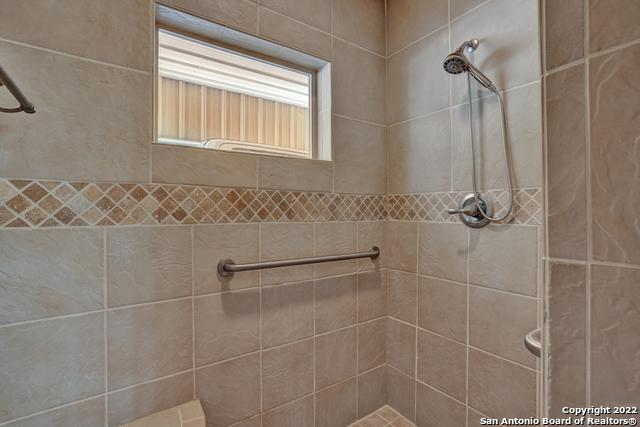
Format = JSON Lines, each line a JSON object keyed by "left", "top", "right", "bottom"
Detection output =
{"left": 443, "top": 52, "right": 467, "bottom": 74}
{"left": 442, "top": 39, "right": 497, "bottom": 93}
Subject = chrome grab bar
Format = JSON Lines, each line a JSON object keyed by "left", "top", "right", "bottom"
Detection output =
{"left": 0, "top": 65, "right": 35, "bottom": 114}
{"left": 217, "top": 246, "right": 380, "bottom": 278}
{"left": 524, "top": 328, "right": 541, "bottom": 358}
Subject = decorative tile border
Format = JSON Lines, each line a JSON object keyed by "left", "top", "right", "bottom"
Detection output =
{"left": 387, "top": 188, "right": 542, "bottom": 225}
{"left": 0, "top": 179, "right": 541, "bottom": 228}
{"left": 0, "top": 179, "right": 387, "bottom": 227}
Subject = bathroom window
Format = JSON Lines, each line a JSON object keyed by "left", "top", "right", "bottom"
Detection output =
{"left": 156, "top": 30, "right": 316, "bottom": 159}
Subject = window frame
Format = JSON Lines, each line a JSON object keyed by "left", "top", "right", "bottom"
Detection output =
{"left": 153, "top": 24, "right": 322, "bottom": 160}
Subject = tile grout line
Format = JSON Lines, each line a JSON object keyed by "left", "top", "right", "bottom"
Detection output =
{"left": 311, "top": 222, "right": 317, "bottom": 426}
{"left": 583, "top": 0, "right": 592, "bottom": 408}
{"left": 258, "top": 222, "right": 264, "bottom": 427}
{"left": 191, "top": 225, "right": 196, "bottom": 400}
{"left": 103, "top": 227, "right": 109, "bottom": 427}
{"left": 465, "top": 227, "right": 471, "bottom": 426}
{"left": 0, "top": 37, "right": 152, "bottom": 75}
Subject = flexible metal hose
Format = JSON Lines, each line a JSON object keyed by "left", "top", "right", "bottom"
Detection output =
{"left": 466, "top": 72, "right": 514, "bottom": 222}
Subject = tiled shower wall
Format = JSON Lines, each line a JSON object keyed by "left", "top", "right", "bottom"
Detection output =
{"left": 384, "top": 0, "right": 543, "bottom": 425}
{"left": 544, "top": 0, "right": 640, "bottom": 416}
{"left": 0, "top": 1, "right": 389, "bottom": 426}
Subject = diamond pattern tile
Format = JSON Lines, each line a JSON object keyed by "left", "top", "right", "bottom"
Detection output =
{"left": 0, "top": 179, "right": 540, "bottom": 228}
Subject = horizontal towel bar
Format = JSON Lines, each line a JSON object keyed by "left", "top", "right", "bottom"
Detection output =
{"left": 217, "top": 246, "right": 380, "bottom": 278}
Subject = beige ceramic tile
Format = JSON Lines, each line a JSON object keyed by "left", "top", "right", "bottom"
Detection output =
{"left": 468, "top": 225, "right": 538, "bottom": 296}
{"left": 388, "top": 270, "right": 418, "bottom": 324}
{"left": 418, "top": 222, "right": 468, "bottom": 283}
{"left": 0, "top": 229, "right": 103, "bottom": 324}
{"left": 314, "top": 222, "right": 357, "bottom": 278}
{"left": 589, "top": 0, "right": 640, "bottom": 53}
{"left": 390, "top": 416, "right": 416, "bottom": 427}
{"left": 315, "top": 378, "right": 357, "bottom": 427}
{"left": 0, "top": 42, "right": 150, "bottom": 182}
{"left": 194, "top": 224, "right": 259, "bottom": 295}
{"left": 0, "top": 313, "right": 104, "bottom": 423}
{"left": 107, "top": 227, "right": 191, "bottom": 307}
{"left": 262, "top": 339, "right": 314, "bottom": 409}
{"left": 152, "top": 144, "right": 257, "bottom": 189}
{"left": 591, "top": 265, "right": 640, "bottom": 404}
{"left": 385, "top": 221, "right": 418, "bottom": 273}
{"left": 258, "top": 7, "right": 331, "bottom": 59}
{"left": 357, "top": 270, "right": 387, "bottom": 322}
{"left": 545, "top": 0, "right": 584, "bottom": 70}
{"left": 417, "top": 330, "right": 467, "bottom": 401}
{"left": 590, "top": 44, "right": 640, "bottom": 265}
{"left": 450, "top": 0, "right": 485, "bottom": 19}
{"left": 358, "top": 318, "right": 386, "bottom": 373}
{"left": 333, "top": 38, "right": 386, "bottom": 125}
{"left": 315, "top": 327, "right": 357, "bottom": 389}
{"left": 415, "top": 382, "right": 466, "bottom": 427}
{"left": 0, "top": 0, "right": 152, "bottom": 71}
{"left": 467, "top": 407, "right": 488, "bottom": 427}
{"left": 261, "top": 281, "right": 314, "bottom": 348}
{"left": 386, "top": 318, "right": 416, "bottom": 377}
{"left": 259, "top": 0, "right": 331, "bottom": 32}
{"left": 377, "top": 405, "right": 401, "bottom": 422}
{"left": 107, "top": 299, "right": 192, "bottom": 390}
{"left": 260, "top": 223, "right": 314, "bottom": 285}
{"left": 333, "top": 0, "right": 385, "bottom": 55}
{"left": 196, "top": 353, "right": 261, "bottom": 427}
{"left": 386, "top": 0, "right": 448, "bottom": 54}
{"left": 180, "top": 400, "right": 205, "bottom": 422}
{"left": 547, "top": 262, "right": 586, "bottom": 415}
{"left": 468, "top": 348, "right": 537, "bottom": 418}
{"left": 451, "top": 82, "right": 543, "bottom": 191}
{"left": 450, "top": 0, "right": 540, "bottom": 104}
{"left": 357, "top": 222, "right": 386, "bottom": 271}
{"left": 388, "top": 110, "right": 452, "bottom": 193}
{"left": 357, "top": 367, "right": 386, "bottom": 417}
{"left": 418, "top": 276, "right": 467, "bottom": 343}
{"left": 546, "top": 65, "right": 587, "bottom": 260}
{"left": 259, "top": 156, "right": 333, "bottom": 194}
{"left": 121, "top": 407, "right": 181, "bottom": 427}
{"left": 195, "top": 290, "right": 260, "bottom": 366}
{"left": 2, "top": 397, "right": 105, "bottom": 427}
{"left": 314, "top": 274, "right": 357, "bottom": 333}
{"left": 387, "top": 28, "right": 449, "bottom": 124}
{"left": 162, "top": 0, "right": 258, "bottom": 34}
{"left": 469, "top": 286, "right": 538, "bottom": 367}
{"left": 228, "top": 415, "right": 261, "bottom": 427}
{"left": 107, "top": 372, "right": 193, "bottom": 427}
{"left": 356, "top": 413, "right": 388, "bottom": 427}
{"left": 262, "top": 395, "right": 314, "bottom": 427}
{"left": 385, "top": 367, "right": 416, "bottom": 422}
{"left": 333, "top": 116, "right": 387, "bottom": 195}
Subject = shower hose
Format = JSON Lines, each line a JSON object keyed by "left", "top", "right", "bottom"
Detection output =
{"left": 466, "top": 72, "right": 514, "bottom": 222}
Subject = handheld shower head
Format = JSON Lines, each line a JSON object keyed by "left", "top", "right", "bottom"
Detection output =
{"left": 442, "top": 39, "right": 497, "bottom": 92}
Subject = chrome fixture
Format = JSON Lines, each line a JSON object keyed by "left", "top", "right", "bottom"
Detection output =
{"left": 447, "top": 193, "right": 492, "bottom": 228}
{"left": 218, "top": 246, "right": 380, "bottom": 278}
{"left": 0, "top": 65, "right": 35, "bottom": 114}
{"left": 524, "top": 328, "right": 541, "bottom": 358}
{"left": 444, "top": 39, "right": 514, "bottom": 227}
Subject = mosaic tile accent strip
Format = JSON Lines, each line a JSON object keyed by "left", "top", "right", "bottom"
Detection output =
{"left": 0, "top": 179, "right": 541, "bottom": 228}
{"left": 0, "top": 179, "right": 386, "bottom": 228}
{"left": 387, "top": 188, "right": 542, "bottom": 225}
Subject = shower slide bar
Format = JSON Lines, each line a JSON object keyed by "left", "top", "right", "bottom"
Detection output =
{"left": 0, "top": 65, "right": 35, "bottom": 114}
{"left": 217, "top": 246, "right": 380, "bottom": 278}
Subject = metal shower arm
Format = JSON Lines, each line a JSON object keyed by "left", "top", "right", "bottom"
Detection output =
{"left": 0, "top": 65, "right": 35, "bottom": 114}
